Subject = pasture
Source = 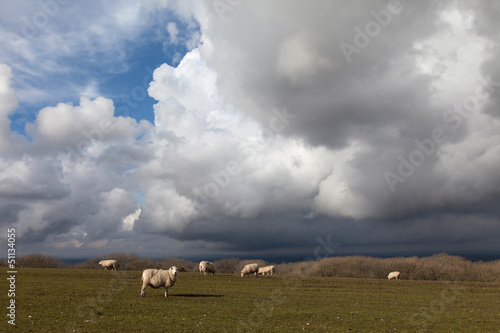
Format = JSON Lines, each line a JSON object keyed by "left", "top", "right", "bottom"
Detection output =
{"left": 2, "top": 268, "right": 499, "bottom": 332}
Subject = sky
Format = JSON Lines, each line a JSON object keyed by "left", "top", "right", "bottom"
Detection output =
{"left": 0, "top": 0, "right": 499, "bottom": 260}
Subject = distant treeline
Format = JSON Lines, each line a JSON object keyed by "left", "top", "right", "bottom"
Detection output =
{"left": 2, "top": 252, "right": 499, "bottom": 282}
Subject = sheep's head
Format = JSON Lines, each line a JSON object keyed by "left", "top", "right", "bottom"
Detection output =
{"left": 169, "top": 266, "right": 178, "bottom": 276}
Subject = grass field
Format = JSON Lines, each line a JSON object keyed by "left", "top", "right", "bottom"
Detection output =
{"left": 2, "top": 268, "right": 499, "bottom": 332}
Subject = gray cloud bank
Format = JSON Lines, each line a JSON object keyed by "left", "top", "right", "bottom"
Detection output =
{"left": 1, "top": 0, "right": 499, "bottom": 258}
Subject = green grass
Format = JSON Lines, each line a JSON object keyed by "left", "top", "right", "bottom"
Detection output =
{"left": 2, "top": 268, "right": 500, "bottom": 332}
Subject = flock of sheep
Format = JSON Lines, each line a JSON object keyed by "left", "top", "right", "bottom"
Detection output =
{"left": 98, "top": 259, "right": 400, "bottom": 297}
{"left": 197, "top": 261, "right": 275, "bottom": 277}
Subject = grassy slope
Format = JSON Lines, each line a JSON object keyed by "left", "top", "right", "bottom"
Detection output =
{"left": 1, "top": 268, "right": 499, "bottom": 332}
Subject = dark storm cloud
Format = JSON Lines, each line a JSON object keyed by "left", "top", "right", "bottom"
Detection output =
{"left": 200, "top": 0, "right": 447, "bottom": 146}
{"left": 176, "top": 0, "right": 500, "bottom": 254}
{"left": 1, "top": 0, "right": 499, "bottom": 258}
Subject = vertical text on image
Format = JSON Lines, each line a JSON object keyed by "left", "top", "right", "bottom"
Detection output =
{"left": 7, "top": 228, "right": 17, "bottom": 326}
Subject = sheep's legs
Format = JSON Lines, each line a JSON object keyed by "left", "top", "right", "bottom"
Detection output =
{"left": 140, "top": 286, "right": 169, "bottom": 297}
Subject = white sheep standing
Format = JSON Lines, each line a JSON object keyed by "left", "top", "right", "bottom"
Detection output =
{"left": 98, "top": 259, "right": 118, "bottom": 270}
{"left": 241, "top": 263, "right": 259, "bottom": 277}
{"left": 388, "top": 271, "right": 401, "bottom": 280}
{"left": 258, "top": 265, "right": 275, "bottom": 275}
{"left": 199, "top": 261, "right": 216, "bottom": 275}
{"left": 141, "top": 266, "right": 179, "bottom": 297}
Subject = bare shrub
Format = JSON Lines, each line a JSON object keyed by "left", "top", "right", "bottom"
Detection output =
{"left": 106, "top": 252, "right": 141, "bottom": 269}
{"left": 73, "top": 254, "right": 196, "bottom": 271}
{"left": 74, "top": 253, "right": 143, "bottom": 270}
{"left": 277, "top": 253, "right": 500, "bottom": 282}
{"left": 474, "top": 260, "right": 500, "bottom": 282}
{"left": 14, "top": 251, "right": 500, "bottom": 282}
{"left": 309, "top": 256, "right": 357, "bottom": 278}
{"left": 17, "top": 253, "right": 64, "bottom": 268}
{"left": 74, "top": 257, "right": 102, "bottom": 270}
{"left": 276, "top": 260, "right": 318, "bottom": 276}
{"left": 214, "top": 258, "right": 241, "bottom": 274}
{"left": 0, "top": 259, "right": 8, "bottom": 267}
{"left": 124, "top": 257, "right": 158, "bottom": 271}
{"left": 158, "top": 258, "right": 197, "bottom": 272}
{"left": 387, "top": 256, "right": 418, "bottom": 280}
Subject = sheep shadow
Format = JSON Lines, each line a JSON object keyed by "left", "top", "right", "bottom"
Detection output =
{"left": 171, "top": 294, "right": 224, "bottom": 298}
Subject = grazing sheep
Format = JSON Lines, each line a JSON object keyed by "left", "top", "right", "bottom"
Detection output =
{"left": 141, "top": 266, "right": 179, "bottom": 297}
{"left": 199, "top": 261, "right": 216, "bottom": 275}
{"left": 388, "top": 271, "right": 401, "bottom": 280}
{"left": 98, "top": 259, "right": 118, "bottom": 270}
{"left": 241, "top": 263, "right": 259, "bottom": 277}
{"left": 258, "top": 265, "right": 275, "bottom": 275}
